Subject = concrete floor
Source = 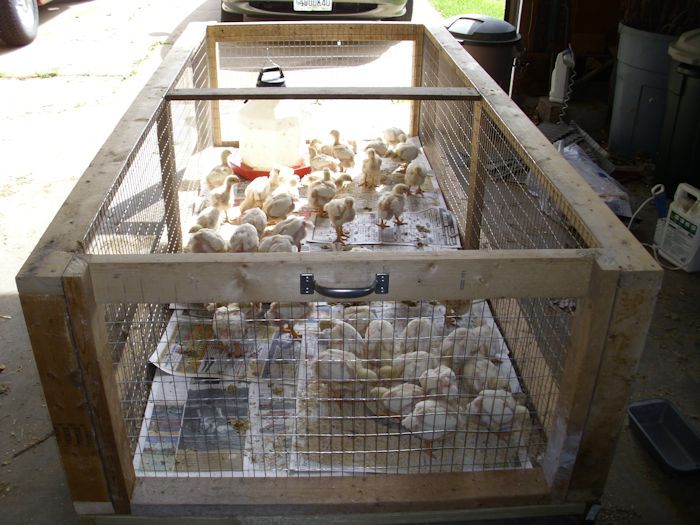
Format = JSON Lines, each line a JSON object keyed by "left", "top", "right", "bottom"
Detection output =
{"left": 0, "top": 1, "right": 698, "bottom": 524}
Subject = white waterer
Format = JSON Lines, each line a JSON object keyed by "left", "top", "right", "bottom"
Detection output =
{"left": 237, "top": 65, "right": 306, "bottom": 172}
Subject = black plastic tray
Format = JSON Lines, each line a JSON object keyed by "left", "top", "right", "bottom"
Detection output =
{"left": 628, "top": 399, "right": 700, "bottom": 474}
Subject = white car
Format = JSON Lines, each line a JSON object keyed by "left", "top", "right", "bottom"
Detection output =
{"left": 221, "top": 0, "right": 412, "bottom": 22}
{"left": 0, "top": 0, "right": 53, "bottom": 46}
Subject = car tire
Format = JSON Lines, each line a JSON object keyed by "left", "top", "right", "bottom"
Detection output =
{"left": 395, "top": 0, "right": 413, "bottom": 21}
{"left": 0, "top": 0, "right": 39, "bottom": 47}
{"left": 221, "top": 8, "right": 244, "bottom": 22}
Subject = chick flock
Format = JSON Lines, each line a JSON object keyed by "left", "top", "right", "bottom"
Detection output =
{"left": 186, "top": 127, "right": 428, "bottom": 253}
{"left": 310, "top": 301, "right": 532, "bottom": 459}
{"left": 188, "top": 130, "right": 530, "bottom": 463}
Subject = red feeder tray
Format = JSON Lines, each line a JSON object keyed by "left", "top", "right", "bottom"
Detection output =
{"left": 229, "top": 151, "right": 311, "bottom": 181}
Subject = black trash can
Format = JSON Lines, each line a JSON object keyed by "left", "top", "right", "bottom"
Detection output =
{"left": 445, "top": 14, "right": 521, "bottom": 93}
{"left": 657, "top": 28, "right": 700, "bottom": 193}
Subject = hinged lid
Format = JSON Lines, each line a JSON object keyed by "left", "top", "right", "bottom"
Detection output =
{"left": 668, "top": 28, "right": 700, "bottom": 66}
{"left": 445, "top": 14, "right": 521, "bottom": 45}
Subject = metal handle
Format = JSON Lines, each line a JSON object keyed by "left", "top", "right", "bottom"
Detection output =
{"left": 300, "top": 273, "right": 389, "bottom": 299}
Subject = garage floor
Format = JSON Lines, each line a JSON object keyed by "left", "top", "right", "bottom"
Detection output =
{"left": 0, "top": 1, "right": 698, "bottom": 524}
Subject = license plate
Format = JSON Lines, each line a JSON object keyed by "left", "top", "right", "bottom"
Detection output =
{"left": 293, "top": 0, "right": 332, "bottom": 12}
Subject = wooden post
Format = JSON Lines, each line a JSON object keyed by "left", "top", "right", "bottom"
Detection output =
{"left": 17, "top": 293, "right": 114, "bottom": 512}
{"left": 566, "top": 270, "right": 662, "bottom": 501}
{"left": 464, "top": 100, "right": 484, "bottom": 249}
{"left": 409, "top": 25, "right": 424, "bottom": 137}
{"left": 63, "top": 257, "right": 136, "bottom": 513}
{"left": 541, "top": 258, "right": 619, "bottom": 499}
{"left": 156, "top": 102, "right": 183, "bottom": 253}
{"left": 206, "top": 26, "right": 222, "bottom": 147}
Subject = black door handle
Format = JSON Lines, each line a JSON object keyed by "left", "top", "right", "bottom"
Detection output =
{"left": 300, "top": 273, "right": 389, "bottom": 299}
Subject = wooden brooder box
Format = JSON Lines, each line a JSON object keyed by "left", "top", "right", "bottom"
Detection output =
{"left": 17, "top": 22, "right": 661, "bottom": 522}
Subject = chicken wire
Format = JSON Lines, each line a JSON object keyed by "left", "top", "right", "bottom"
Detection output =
{"left": 109, "top": 297, "right": 574, "bottom": 478}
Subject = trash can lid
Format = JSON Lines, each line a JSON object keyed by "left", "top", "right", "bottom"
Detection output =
{"left": 445, "top": 14, "right": 521, "bottom": 46}
{"left": 668, "top": 28, "right": 700, "bottom": 66}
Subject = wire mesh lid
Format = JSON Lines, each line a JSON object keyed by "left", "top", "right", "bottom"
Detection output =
{"left": 446, "top": 14, "right": 521, "bottom": 46}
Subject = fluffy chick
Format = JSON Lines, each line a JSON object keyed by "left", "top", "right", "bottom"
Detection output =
{"left": 263, "top": 191, "right": 295, "bottom": 222}
{"left": 207, "top": 175, "right": 239, "bottom": 222}
{"left": 380, "top": 350, "right": 432, "bottom": 382}
{"left": 240, "top": 207, "right": 267, "bottom": 236}
{"left": 364, "top": 138, "right": 389, "bottom": 157}
{"left": 419, "top": 365, "right": 459, "bottom": 399}
{"left": 389, "top": 134, "right": 420, "bottom": 169}
{"left": 228, "top": 223, "right": 259, "bottom": 253}
{"left": 239, "top": 176, "right": 271, "bottom": 213}
{"left": 368, "top": 383, "right": 425, "bottom": 417}
{"left": 462, "top": 357, "right": 510, "bottom": 394}
{"left": 189, "top": 206, "right": 222, "bottom": 233}
{"left": 466, "top": 389, "right": 523, "bottom": 432}
{"left": 402, "top": 399, "right": 458, "bottom": 453}
{"left": 308, "top": 168, "right": 336, "bottom": 216}
{"left": 212, "top": 303, "right": 248, "bottom": 357}
{"left": 329, "top": 129, "right": 355, "bottom": 171}
{"left": 377, "top": 183, "right": 410, "bottom": 228}
{"left": 269, "top": 215, "right": 313, "bottom": 251}
{"left": 324, "top": 196, "right": 356, "bottom": 244}
{"left": 383, "top": 127, "right": 406, "bottom": 146}
{"left": 404, "top": 159, "right": 426, "bottom": 196}
{"left": 365, "top": 319, "right": 395, "bottom": 365}
{"left": 318, "top": 319, "right": 366, "bottom": 358}
{"left": 399, "top": 318, "right": 434, "bottom": 354}
{"left": 313, "top": 348, "right": 378, "bottom": 399}
{"left": 185, "top": 228, "right": 227, "bottom": 253}
{"left": 258, "top": 234, "right": 296, "bottom": 253}
{"left": 360, "top": 148, "right": 382, "bottom": 189}
{"left": 204, "top": 149, "right": 233, "bottom": 190}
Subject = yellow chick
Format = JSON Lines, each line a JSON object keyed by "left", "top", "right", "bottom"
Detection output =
{"left": 185, "top": 228, "right": 227, "bottom": 253}
{"left": 377, "top": 183, "right": 409, "bottom": 228}
{"left": 324, "top": 196, "right": 356, "bottom": 244}
{"left": 204, "top": 149, "right": 233, "bottom": 190}
{"left": 308, "top": 168, "right": 337, "bottom": 216}
{"left": 240, "top": 207, "right": 267, "bottom": 236}
{"left": 269, "top": 215, "right": 313, "bottom": 251}
{"left": 239, "top": 176, "right": 271, "bottom": 213}
{"left": 258, "top": 234, "right": 296, "bottom": 253}
{"left": 360, "top": 148, "right": 382, "bottom": 189}
{"left": 207, "top": 175, "right": 240, "bottom": 222}
{"left": 368, "top": 383, "right": 425, "bottom": 417}
{"left": 404, "top": 159, "right": 426, "bottom": 196}
{"left": 263, "top": 191, "right": 295, "bottom": 222}
{"left": 228, "top": 223, "right": 259, "bottom": 253}
{"left": 189, "top": 206, "right": 221, "bottom": 233}
{"left": 329, "top": 129, "right": 355, "bottom": 171}
{"left": 383, "top": 127, "right": 406, "bottom": 146}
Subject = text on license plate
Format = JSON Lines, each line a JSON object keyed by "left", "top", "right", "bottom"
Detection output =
{"left": 293, "top": 0, "right": 333, "bottom": 12}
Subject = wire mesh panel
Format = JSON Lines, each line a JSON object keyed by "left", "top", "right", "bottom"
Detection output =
{"left": 110, "top": 296, "right": 574, "bottom": 478}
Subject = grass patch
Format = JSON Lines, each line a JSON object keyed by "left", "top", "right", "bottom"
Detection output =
{"left": 429, "top": 0, "right": 506, "bottom": 19}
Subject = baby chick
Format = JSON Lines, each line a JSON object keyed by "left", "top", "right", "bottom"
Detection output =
{"left": 240, "top": 207, "right": 267, "bottom": 236}
{"left": 365, "top": 319, "right": 395, "bottom": 365}
{"left": 324, "top": 196, "right": 356, "bottom": 244}
{"left": 389, "top": 134, "right": 420, "bottom": 170}
{"left": 265, "top": 301, "right": 311, "bottom": 339}
{"left": 309, "top": 150, "right": 341, "bottom": 172}
{"left": 360, "top": 148, "right": 382, "bottom": 189}
{"left": 462, "top": 357, "right": 510, "bottom": 394}
{"left": 313, "top": 348, "right": 378, "bottom": 400}
{"left": 342, "top": 305, "right": 375, "bottom": 335}
{"left": 380, "top": 350, "right": 432, "bottom": 382}
{"left": 364, "top": 138, "right": 389, "bottom": 157}
{"left": 419, "top": 365, "right": 459, "bottom": 399}
{"left": 208, "top": 175, "right": 240, "bottom": 222}
{"left": 318, "top": 319, "right": 366, "bottom": 358}
{"left": 404, "top": 159, "right": 426, "bottom": 196}
{"left": 368, "top": 383, "right": 425, "bottom": 417}
{"left": 263, "top": 191, "right": 295, "bottom": 222}
{"left": 204, "top": 149, "right": 233, "bottom": 190}
{"left": 466, "top": 389, "right": 525, "bottom": 432}
{"left": 399, "top": 318, "right": 434, "bottom": 354}
{"left": 383, "top": 127, "right": 406, "bottom": 146}
{"left": 258, "top": 234, "right": 296, "bottom": 253}
{"left": 189, "top": 206, "right": 222, "bottom": 233}
{"left": 185, "top": 228, "right": 227, "bottom": 253}
{"left": 402, "top": 399, "right": 458, "bottom": 456}
{"left": 329, "top": 129, "right": 355, "bottom": 171}
{"left": 308, "top": 168, "right": 336, "bottom": 216}
{"left": 239, "top": 176, "right": 271, "bottom": 213}
{"left": 269, "top": 215, "right": 313, "bottom": 251}
{"left": 228, "top": 223, "right": 259, "bottom": 253}
{"left": 377, "top": 183, "right": 409, "bottom": 228}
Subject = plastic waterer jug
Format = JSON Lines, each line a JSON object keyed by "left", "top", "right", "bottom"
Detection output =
{"left": 238, "top": 65, "right": 305, "bottom": 171}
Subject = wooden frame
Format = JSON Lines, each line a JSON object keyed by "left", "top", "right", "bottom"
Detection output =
{"left": 16, "top": 22, "right": 661, "bottom": 520}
